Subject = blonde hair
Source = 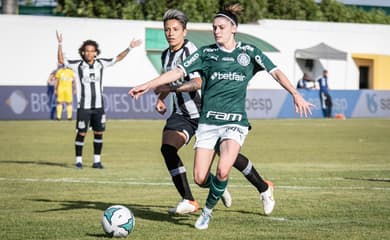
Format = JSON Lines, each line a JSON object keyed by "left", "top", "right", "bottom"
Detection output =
{"left": 223, "top": 3, "right": 244, "bottom": 16}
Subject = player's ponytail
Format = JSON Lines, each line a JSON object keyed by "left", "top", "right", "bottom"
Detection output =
{"left": 214, "top": 3, "right": 243, "bottom": 26}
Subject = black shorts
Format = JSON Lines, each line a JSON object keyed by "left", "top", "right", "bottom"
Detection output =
{"left": 76, "top": 108, "right": 106, "bottom": 133}
{"left": 164, "top": 113, "right": 199, "bottom": 144}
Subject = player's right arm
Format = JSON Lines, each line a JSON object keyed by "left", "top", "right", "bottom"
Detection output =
{"left": 128, "top": 68, "right": 184, "bottom": 100}
{"left": 56, "top": 30, "right": 64, "bottom": 65}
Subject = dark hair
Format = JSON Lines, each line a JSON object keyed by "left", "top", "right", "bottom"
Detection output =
{"left": 214, "top": 3, "right": 244, "bottom": 26}
{"left": 163, "top": 9, "right": 188, "bottom": 29}
{"left": 78, "top": 40, "right": 101, "bottom": 59}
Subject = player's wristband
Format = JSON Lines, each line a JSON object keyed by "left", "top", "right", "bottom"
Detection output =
{"left": 169, "top": 84, "right": 178, "bottom": 92}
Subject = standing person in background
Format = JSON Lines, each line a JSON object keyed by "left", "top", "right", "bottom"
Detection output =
{"left": 47, "top": 67, "right": 58, "bottom": 120}
{"left": 56, "top": 30, "right": 142, "bottom": 169}
{"left": 129, "top": 3, "right": 313, "bottom": 230}
{"left": 155, "top": 9, "right": 274, "bottom": 215}
{"left": 297, "top": 72, "right": 316, "bottom": 89}
{"left": 317, "top": 69, "right": 332, "bottom": 118}
{"left": 55, "top": 64, "right": 75, "bottom": 120}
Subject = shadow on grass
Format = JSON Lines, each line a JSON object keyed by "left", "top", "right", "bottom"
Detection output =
{"left": 29, "top": 198, "right": 194, "bottom": 228}
{"left": 0, "top": 160, "right": 69, "bottom": 168}
{"left": 344, "top": 177, "right": 390, "bottom": 183}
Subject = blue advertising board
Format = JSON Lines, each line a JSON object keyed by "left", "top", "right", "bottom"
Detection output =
{"left": 1, "top": 86, "right": 389, "bottom": 120}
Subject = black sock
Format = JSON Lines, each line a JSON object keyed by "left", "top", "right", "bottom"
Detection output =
{"left": 234, "top": 153, "right": 269, "bottom": 193}
{"left": 94, "top": 134, "right": 103, "bottom": 155}
{"left": 161, "top": 144, "right": 194, "bottom": 201}
{"left": 75, "top": 133, "right": 85, "bottom": 157}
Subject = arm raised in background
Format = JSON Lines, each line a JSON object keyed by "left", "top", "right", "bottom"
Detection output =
{"left": 270, "top": 69, "right": 314, "bottom": 118}
{"left": 56, "top": 30, "right": 64, "bottom": 65}
{"left": 115, "top": 39, "right": 142, "bottom": 63}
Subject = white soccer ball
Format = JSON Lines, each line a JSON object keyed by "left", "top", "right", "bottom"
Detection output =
{"left": 102, "top": 205, "right": 135, "bottom": 237}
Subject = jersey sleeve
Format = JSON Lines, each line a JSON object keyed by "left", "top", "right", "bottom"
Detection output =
{"left": 178, "top": 49, "right": 203, "bottom": 77}
{"left": 64, "top": 58, "right": 82, "bottom": 72}
{"left": 253, "top": 48, "right": 278, "bottom": 73}
{"left": 98, "top": 58, "right": 116, "bottom": 68}
{"left": 185, "top": 42, "right": 201, "bottom": 79}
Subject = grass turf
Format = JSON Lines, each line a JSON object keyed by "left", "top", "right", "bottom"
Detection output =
{"left": 0, "top": 119, "right": 389, "bottom": 239}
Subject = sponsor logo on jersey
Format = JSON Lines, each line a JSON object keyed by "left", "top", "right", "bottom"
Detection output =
{"left": 222, "top": 57, "right": 235, "bottom": 62}
{"left": 239, "top": 45, "right": 254, "bottom": 52}
{"left": 209, "top": 55, "right": 219, "bottom": 61}
{"left": 206, "top": 111, "right": 242, "bottom": 121}
{"left": 183, "top": 53, "right": 199, "bottom": 67}
{"left": 210, "top": 72, "right": 245, "bottom": 81}
{"left": 203, "top": 47, "right": 219, "bottom": 53}
{"left": 237, "top": 53, "right": 250, "bottom": 66}
{"left": 255, "top": 55, "right": 265, "bottom": 68}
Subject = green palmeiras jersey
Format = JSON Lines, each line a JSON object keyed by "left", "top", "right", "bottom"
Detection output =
{"left": 178, "top": 42, "right": 277, "bottom": 126}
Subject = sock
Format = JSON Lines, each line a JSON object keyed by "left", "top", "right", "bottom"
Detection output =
{"left": 75, "top": 133, "right": 85, "bottom": 163}
{"left": 93, "top": 134, "right": 103, "bottom": 162}
{"left": 161, "top": 144, "right": 194, "bottom": 201}
{"left": 56, "top": 104, "right": 63, "bottom": 119}
{"left": 234, "top": 153, "right": 268, "bottom": 193}
{"left": 205, "top": 176, "right": 228, "bottom": 209}
{"left": 199, "top": 173, "right": 213, "bottom": 188}
{"left": 66, "top": 105, "right": 73, "bottom": 119}
{"left": 94, "top": 155, "right": 101, "bottom": 163}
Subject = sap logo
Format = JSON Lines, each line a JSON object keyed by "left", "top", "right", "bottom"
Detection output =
{"left": 210, "top": 72, "right": 245, "bottom": 81}
{"left": 366, "top": 94, "right": 378, "bottom": 113}
{"left": 222, "top": 57, "right": 235, "bottom": 62}
{"left": 183, "top": 53, "right": 199, "bottom": 67}
{"left": 206, "top": 111, "right": 242, "bottom": 121}
{"left": 246, "top": 97, "right": 272, "bottom": 114}
{"left": 332, "top": 98, "right": 348, "bottom": 114}
{"left": 380, "top": 97, "right": 390, "bottom": 110}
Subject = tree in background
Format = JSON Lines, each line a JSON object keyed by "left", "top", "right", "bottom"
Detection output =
{"left": 55, "top": 0, "right": 390, "bottom": 24}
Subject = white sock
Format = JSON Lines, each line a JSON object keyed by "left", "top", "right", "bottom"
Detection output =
{"left": 203, "top": 206, "right": 213, "bottom": 215}
{"left": 76, "top": 156, "right": 82, "bottom": 163}
{"left": 93, "top": 155, "right": 101, "bottom": 163}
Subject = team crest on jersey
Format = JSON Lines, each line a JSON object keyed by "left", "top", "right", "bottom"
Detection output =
{"left": 237, "top": 53, "right": 250, "bottom": 66}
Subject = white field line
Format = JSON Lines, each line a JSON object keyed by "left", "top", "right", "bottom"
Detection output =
{"left": 0, "top": 177, "right": 389, "bottom": 191}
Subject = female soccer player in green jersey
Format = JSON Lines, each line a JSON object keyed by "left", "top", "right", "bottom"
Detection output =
{"left": 156, "top": 9, "right": 277, "bottom": 217}
{"left": 129, "top": 3, "right": 313, "bottom": 230}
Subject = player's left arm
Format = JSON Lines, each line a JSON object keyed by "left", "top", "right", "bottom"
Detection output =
{"left": 115, "top": 39, "right": 142, "bottom": 63}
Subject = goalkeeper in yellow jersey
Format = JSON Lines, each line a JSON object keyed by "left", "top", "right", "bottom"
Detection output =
{"left": 55, "top": 65, "right": 76, "bottom": 120}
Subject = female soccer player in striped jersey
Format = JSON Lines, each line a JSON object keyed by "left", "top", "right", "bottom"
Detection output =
{"left": 150, "top": 9, "right": 277, "bottom": 218}
{"left": 56, "top": 31, "right": 141, "bottom": 169}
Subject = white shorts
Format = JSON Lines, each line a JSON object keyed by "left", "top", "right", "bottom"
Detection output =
{"left": 194, "top": 124, "right": 249, "bottom": 150}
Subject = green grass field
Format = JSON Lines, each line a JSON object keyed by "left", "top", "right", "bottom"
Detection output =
{"left": 0, "top": 119, "right": 389, "bottom": 240}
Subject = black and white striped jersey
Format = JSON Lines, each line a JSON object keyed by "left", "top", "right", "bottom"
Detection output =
{"left": 161, "top": 40, "right": 201, "bottom": 119}
{"left": 65, "top": 58, "right": 115, "bottom": 109}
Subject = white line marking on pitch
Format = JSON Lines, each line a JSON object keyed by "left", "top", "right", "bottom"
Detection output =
{"left": 0, "top": 177, "right": 389, "bottom": 190}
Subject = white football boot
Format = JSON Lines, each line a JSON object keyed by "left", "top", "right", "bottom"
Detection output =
{"left": 195, "top": 208, "right": 212, "bottom": 230}
{"left": 260, "top": 180, "right": 275, "bottom": 215}
{"left": 221, "top": 188, "right": 232, "bottom": 208}
{"left": 168, "top": 199, "right": 199, "bottom": 214}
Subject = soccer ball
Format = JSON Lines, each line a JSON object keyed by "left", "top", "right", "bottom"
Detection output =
{"left": 102, "top": 205, "right": 135, "bottom": 237}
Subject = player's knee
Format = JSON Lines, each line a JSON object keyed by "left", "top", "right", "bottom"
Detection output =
{"left": 216, "top": 169, "right": 229, "bottom": 181}
{"left": 194, "top": 173, "right": 207, "bottom": 186}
